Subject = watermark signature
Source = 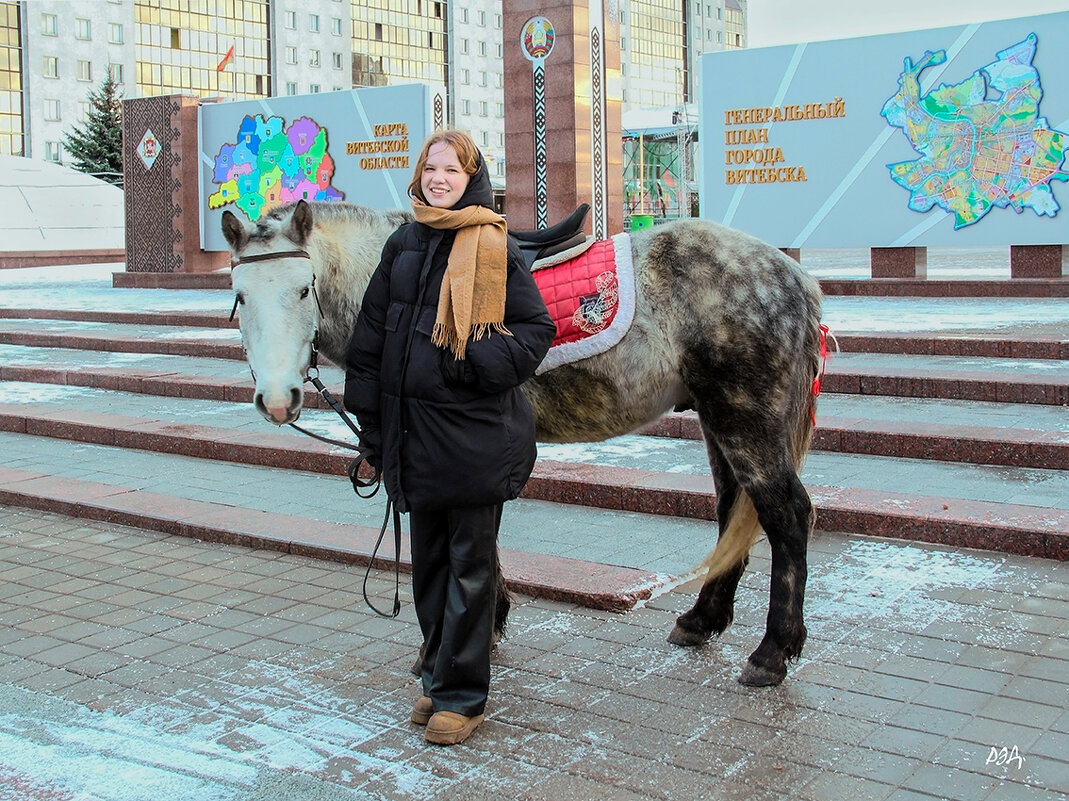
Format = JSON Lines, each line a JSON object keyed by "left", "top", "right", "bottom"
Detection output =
{"left": 986, "top": 745, "right": 1025, "bottom": 770}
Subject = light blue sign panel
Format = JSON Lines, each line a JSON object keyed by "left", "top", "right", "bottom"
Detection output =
{"left": 699, "top": 12, "right": 1069, "bottom": 247}
{"left": 199, "top": 84, "right": 432, "bottom": 250}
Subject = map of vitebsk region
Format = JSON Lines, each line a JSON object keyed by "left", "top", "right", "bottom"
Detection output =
{"left": 208, "top": 114, "right": 344, "bottom": 222}
{"left": 882, "top": 33, "right": 1068, "bottom": 228}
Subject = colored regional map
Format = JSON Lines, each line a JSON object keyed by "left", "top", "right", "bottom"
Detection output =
{"left": 881, "top": 34, "right": 1068, "bottom": 228}
{"left": 208, "top": 114, "right": 344, "bottom": 221}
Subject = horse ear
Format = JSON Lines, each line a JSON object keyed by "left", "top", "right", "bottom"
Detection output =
{"left": 221, "top": 210, "right": 248, "bottom": 252}
{"left": 288, "top": 200, "right": 314, "bottom": 245}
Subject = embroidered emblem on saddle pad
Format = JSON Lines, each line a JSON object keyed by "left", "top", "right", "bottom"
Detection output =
{"left": 532, "top": 233, "right": 636, "bottom": 375}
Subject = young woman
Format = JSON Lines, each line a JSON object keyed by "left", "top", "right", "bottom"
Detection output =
{"left": 344, "top": 131, "right": 555, "bottom": 745}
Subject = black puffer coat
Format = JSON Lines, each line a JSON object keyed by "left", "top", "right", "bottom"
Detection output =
{"left": 343, "top": 163, "right": 555, "bottom": 513}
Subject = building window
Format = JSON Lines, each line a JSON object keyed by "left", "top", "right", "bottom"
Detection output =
{"left": 109, "top": 23, "right": 123, "bottom": 44}
{"left": 285, "top": 81, "right": 297, "bottom": 95}
{"left": 43, "top": 56, "right": 58, "bottom": 78}
{"left": 43, "top": 99, "right": 61, "bottom": 121}
{"left": 477, "top": 11, "right": 485, "bottom": 26}
{"left": 309, "top": 14, "right": 319, "bottom": 32}
{"left": 460, "top": 68, "right": 469, "bottom": 84}
{"left": 309, "top": 49, "right": 320, "bottom": 67}
{"left": 285, "top": 46, "right": 297, "bottom": 64}
{"left": 479, "top": 70, "right": 487, "bottom": 87}
{"left": 109, "top": 63, "right": 124, "bottom": 84}
{"left": 459, "top": 39, "right": 468, "bottom": 55}
{"left": 170, "top": 28, "right": 180, "bottom": 48}
{"left": 332, "top": 52, "right": 343, "bottom": 70}
{"left": 461, "top": 99, "right": 470, "bottom": 115}
{"left": 41, "top": 13, "right": 57, "bottom": 36}
{"left": 478, "top": 41, "right": 487, "bottom": 57}
{"left": 310, "top": 83, "right": 321, "bottom": 93}
{"left": 284, "top": 11, "right": 296, "bottom": 29}
{"left": 77, "top": 60, "right": 92, "bottom": 81}
{"left": 478, "top": 101, "right": 488, "bottom": 117}
{"left": 374, "top": 23, "right": 383, "bottom": 41}
{"left": 75, "top": 18, "right": 91, "bottom": 40}
{"left": 44, "top": 141, "right": 62, "bottom": 163}
{"left": 331, "top": 18, "right": 342, "bottom": 35}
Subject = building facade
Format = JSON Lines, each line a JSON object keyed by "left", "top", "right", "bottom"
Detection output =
{"left": 3, "top": 0, "right": 743, "bottom": 196}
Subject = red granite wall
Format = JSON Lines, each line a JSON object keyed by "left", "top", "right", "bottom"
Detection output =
{"left": 503, "top": 2, "right": 623, "bottom": 236}
{"left": 122, "top": 95, "right": 229, "bottom": 274}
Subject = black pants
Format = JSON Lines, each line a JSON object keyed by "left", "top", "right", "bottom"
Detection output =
{"left": 409, "top": 503, "right": 502, "bottom": 717}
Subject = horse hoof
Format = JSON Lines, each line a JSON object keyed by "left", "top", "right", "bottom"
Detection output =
{"left": 667, "top": 623, "right": 708, "bottom": 647}
{"left": 737, "top": 661, "right": 786, "bottom": 687}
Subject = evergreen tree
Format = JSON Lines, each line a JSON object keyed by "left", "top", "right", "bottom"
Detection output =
{"left": 62, "top": 69, "right": 124, "bottom": 186}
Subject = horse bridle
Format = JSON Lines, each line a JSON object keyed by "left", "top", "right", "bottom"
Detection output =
{"left": 229, "top": 247, "right": 401, "bottom": 617}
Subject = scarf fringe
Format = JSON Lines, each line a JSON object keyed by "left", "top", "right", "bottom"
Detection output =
{"left": 433, "top": 321, "right": 512, "bottom": 359}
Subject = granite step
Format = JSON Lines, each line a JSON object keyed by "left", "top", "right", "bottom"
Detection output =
{"left": 0, "top": 388, "right": 1064, "bottom": 562}
{"left": 2, "top": 306, "right": 1066, "bottom": 358}
{"left": 1, "top": 317, "right": 1066, "bottom": 406}
{"left": 1, "top": 344, "right": 1065, "bottom": 469}
{"left": 1, "top": 343, "right": 1064, "bottom": 469}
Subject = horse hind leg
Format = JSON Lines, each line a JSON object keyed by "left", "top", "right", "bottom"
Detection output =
{"left": 736, "top": 468, "right": 813, "bottom": 686}
{"left": 668, "top": 439, "right": 752, "bottom": 646}
{"left": 675, "top": 369, "right": 815, "bottom": 686}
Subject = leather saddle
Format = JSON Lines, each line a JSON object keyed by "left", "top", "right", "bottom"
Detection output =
{"left": 510, "top": 203, "right": 591, "bottom": 270}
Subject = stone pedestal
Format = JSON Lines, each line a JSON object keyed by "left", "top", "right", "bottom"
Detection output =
{"left": 122, "top": 95, "right": 229, "bottom": 274}
{"left": 1010, "top": 245, "right": 1066, "bottom": 278}
{"left": 503, "top": 2, "right": 623, "bottom": 238}
{"left": 870, "top": 247, "right": 927, "bottom": 279}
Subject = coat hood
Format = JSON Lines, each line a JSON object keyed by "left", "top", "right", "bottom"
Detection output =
{"left": 453, "top": 152, "right": 495, "bottom": 211}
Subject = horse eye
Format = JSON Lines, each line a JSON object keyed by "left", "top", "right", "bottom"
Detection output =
{"left": 299, "top": 286, "right": 310, "bottom": 300}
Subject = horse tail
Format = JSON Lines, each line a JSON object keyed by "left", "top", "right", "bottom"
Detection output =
{"left": 699, "top": 278, "right": 824, "bottom": 580}
{"left": 697, "top": 493, "right": 762, "bottom": 579}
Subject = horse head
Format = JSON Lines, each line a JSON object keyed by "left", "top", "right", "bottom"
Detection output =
{"left": 222, "top": 200, "right": 319, "bottom": 426}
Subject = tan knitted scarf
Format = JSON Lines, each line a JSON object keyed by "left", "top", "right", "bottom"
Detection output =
{"left": 411, "top": 198, "right": 511, "bottom": 359}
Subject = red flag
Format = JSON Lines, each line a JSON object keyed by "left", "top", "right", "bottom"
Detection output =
{"left": 216, "top": 44, "right": 235, "bottom": 72}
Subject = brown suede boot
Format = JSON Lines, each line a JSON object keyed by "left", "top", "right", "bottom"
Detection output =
{"left": 410, "top": 696, "right": 433, "bottom": 726}
{"left": 424, "top": 711, "right": 485, "bottom": 745}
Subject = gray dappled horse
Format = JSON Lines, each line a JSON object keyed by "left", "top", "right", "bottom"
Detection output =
{"left": 222, "top": 200, "right": 823, "bottom": 686}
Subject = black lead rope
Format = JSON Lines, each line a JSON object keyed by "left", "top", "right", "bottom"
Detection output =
{"left": 362, "top": 502, "right": 403, "bottom": 618}
{"left": 296, "top": 372, "right": 402, "bottom": 619}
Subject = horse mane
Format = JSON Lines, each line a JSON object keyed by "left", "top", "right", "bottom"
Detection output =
{"left": 254, "top": 200, "right": 412, "bottom": 241}
{"left": 250, "top": 201, "right": 411, "bottom": 363}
